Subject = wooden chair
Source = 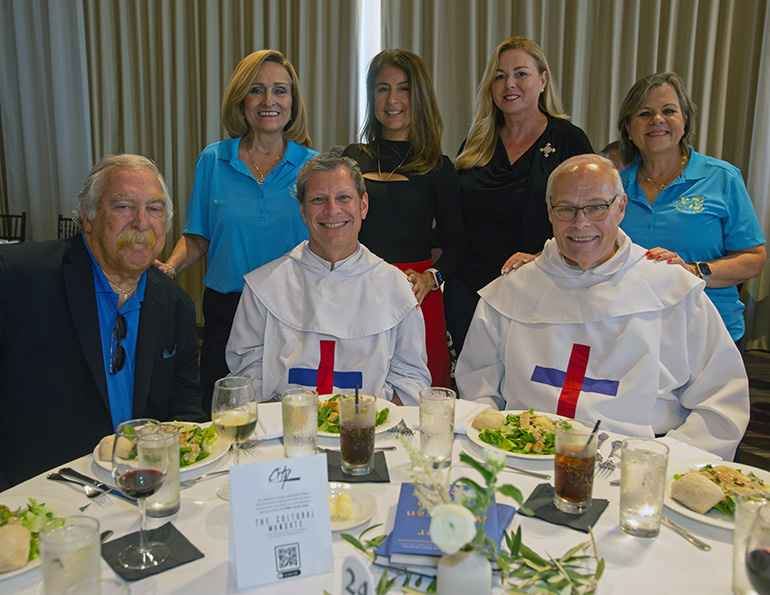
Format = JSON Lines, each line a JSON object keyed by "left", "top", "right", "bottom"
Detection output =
{"left": 0, "top": 212, "right": 27, "bottom": 242}
{"left": 58, "top": 214, "right": 80, "bottom": 239}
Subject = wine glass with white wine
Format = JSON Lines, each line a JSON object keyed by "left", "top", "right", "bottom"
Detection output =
{"left": 211, "top": 376, "right": 258, "bottom": 500}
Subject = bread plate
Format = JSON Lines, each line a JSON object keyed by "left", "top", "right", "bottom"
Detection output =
{"left": 465, "top": 410, "right": 566, "bottom": 460}
{"left": 664, "top": 459, "right": 770, "bottom": 530}
{"left": 329, "top": 482, "right": 377, "bottom": 532}
{"left": 317, "top": 396, "right": 403, "bottom": 438}
{"left": 0, "top": 495, "right": 79, "bottom": 580}
{"left": 93, "top": 421, "right": 229, "bottom": 477}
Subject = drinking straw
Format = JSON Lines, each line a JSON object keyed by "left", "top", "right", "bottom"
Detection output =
{"left": 582, "top": 420, "right": 601, "bottom": 455}
{"left": 355, "top": 384, "right": 359, "bottom": 414}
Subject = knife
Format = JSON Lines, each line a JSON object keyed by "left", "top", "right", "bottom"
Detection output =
{"left": 58, "top": 467, "right": 136, "bottom": 504}
{"left": 661, "top": 515, "right": 712, "bottom": 551}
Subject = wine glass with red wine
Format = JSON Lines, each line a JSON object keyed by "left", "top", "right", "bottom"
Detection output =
{"left": 112, "top": 418, "right": 170, "bottom": 570}
{"left": 746, "top": 503, "right": 770, "bottom": 595}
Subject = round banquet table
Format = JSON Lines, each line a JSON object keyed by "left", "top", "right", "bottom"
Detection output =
{"left": 0, "top": 405, "right": 736, "bottom": 594}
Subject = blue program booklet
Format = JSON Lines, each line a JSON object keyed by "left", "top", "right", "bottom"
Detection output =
{"left": 377, "top": 482, "right": 517, "bottom": 568}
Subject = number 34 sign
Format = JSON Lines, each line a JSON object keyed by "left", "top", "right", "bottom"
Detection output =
{"left": 341, "top": 557, "right": 375, "bottom": 594}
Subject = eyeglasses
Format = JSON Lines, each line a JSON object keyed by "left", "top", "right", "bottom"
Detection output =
{"left": 110, "top": 313, "right": 127, "bottom": 375}
{"left": 549, "top": 195, "right": 619, "bottom": 221}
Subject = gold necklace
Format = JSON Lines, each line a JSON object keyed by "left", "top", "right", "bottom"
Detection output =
{"left": 107, "top": 279, "right": 138, "bottom": 301}
{"left": 248, "top": 142, "right": 284, "bottom": 186}
{"left": 376, "top": 140, "right": 410, "bottom": 181}
{"left": 641, "top": 154, "right": 688, "bottom": 190}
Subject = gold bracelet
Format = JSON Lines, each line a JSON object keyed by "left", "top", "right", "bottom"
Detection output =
{"left": 167, "top": 263, "right": 177, "bottom": 280}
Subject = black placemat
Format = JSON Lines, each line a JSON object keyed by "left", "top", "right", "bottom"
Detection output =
{"left": 323, "top": 449, "right": 390, "bottom": 483}
{"left": 102, "top": 522, "right": 204, "bottom": 581}
{"left": 523, "top": 483, "right": 608, "bottom": 533}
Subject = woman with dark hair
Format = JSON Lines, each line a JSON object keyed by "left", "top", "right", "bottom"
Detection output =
{"left": 344, "top": 49, "right": 465, "bottom": 388}
{"left": 617, "top": 72, "right": 765, "bottom": 347}
{"left": 156, "top": 50, "right": 317, "bottom": 412}
{"left": 448, "top": 37, "right": 593, "bottom": 354}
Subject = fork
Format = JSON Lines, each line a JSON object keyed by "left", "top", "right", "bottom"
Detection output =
{"left": 389, "top": 419, "right": 415, "bottom": 438}
{"left": 597, "top": 440, "right": 622, "bottom": 474}
{"left": 594, "top": 432, "right": 609, "bottom": 465}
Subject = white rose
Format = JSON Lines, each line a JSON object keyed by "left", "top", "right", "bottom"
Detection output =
{"left": 484, "top": 448, "right": 505, "bottom": 466}
{"left": 429, "top": 503, "right": 477, "bottom": 555}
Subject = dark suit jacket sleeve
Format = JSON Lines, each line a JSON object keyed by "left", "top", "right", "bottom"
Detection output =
{"left": 138, "top": 267, "right": 207, "bottom": 423}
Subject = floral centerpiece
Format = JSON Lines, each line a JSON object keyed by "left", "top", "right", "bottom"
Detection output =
{"left": 339, "top": 438, "right": 603, "bottom": 594}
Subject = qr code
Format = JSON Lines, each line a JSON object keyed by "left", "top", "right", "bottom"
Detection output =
{"left": 275, "top": 543, "right": 300, "bottom": 573}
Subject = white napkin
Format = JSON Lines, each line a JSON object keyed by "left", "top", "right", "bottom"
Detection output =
{"left": 401, "top": 400, "right": 492, "bottom": 435}
{"left": 453, "top": 399, "right": 491, "bottom": 434}
{"left": 257, "top": 402, "right": 283, "bottom": 440}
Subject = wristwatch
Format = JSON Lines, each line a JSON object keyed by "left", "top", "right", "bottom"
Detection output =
{"left": 691, "top": 262, "right": 712, "bottom": 283}
{"left": 426, "top": 268, "right": 444, "bottom": 290}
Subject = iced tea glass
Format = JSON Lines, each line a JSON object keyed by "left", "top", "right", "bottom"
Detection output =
{"left": 553, "top": 419, "right": 597, "bottom": 514}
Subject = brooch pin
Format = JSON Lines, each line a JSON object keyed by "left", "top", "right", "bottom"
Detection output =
{"left": 540, "top": 143, "right": 556, "bottom": 157}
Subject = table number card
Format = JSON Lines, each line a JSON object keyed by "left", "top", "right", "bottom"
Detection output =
{"left": 228, "top": 453, "right": 333, "bottom": 588}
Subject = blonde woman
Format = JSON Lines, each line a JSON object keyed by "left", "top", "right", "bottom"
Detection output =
{"left": 344, "top": 50, "right": 465, "bottom": 388}
{"left": 157, "top": 50, "right": 317, "bottom": 412}
{"left": 446, "top": 37, "right": 592, "bottom": 354}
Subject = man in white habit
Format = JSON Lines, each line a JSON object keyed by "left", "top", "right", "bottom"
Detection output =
{"left": 456, "top": 154, "right": 749, "bottom": 460}
{"left": 226, "top": 152, "right": 431, "bottom": 405}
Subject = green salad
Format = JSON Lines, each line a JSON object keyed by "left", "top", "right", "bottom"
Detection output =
{"left": 173, "top": 423, "right": 218, "bottom": 467}
{"left": 0, "top": 498, "right": 64, "bottom": 564}
{"left": 317, "top": 394, "right": 390, "bottom": 433}
{"left": 673, "top": 464, "right": 769, "bottom": 517}
{"left": 477, "top": 409, "right": 557, "bottom": 455}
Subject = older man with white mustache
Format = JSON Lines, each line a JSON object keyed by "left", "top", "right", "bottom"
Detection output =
{"left": 0, "top": 154, "right": 206, "bottom": 488}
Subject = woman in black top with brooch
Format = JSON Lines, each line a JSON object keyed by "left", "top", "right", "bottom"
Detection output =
{"left": 344, "top": 49, "right": 465, "bottom": 388}
{"left": 447, "top": 36, "right": 593, "bottom": 355}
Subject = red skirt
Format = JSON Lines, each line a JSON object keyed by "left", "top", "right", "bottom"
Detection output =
{"left": 394, "top": 259, "right": 451, "bottom": 388}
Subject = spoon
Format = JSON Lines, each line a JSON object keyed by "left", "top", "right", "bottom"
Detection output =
{"left": 47, "top": 472, "right": 106, "bottom": 498}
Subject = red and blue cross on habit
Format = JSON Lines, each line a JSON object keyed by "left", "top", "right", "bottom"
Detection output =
{"left": 288, "top": 340, "right": 363, "bottom": 395}
{"left": 530, "top": 344, "right": 619, "bottom": 418}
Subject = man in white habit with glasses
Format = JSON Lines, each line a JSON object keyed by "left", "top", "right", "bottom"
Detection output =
{"left": 456, "top": 154, "right": 749, "bottom": 460}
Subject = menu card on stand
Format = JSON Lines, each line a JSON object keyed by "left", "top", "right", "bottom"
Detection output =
{"left": 228, "top": 453, "right": 333, "bottom": 588}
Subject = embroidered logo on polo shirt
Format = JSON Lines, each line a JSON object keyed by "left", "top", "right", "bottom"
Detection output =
{"left": 674, "top": 196, "right": 705, "bottom": 213}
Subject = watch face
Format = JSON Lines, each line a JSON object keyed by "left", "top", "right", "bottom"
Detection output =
{"left": 697, "top": 262, "right": 712, "bottom": 277}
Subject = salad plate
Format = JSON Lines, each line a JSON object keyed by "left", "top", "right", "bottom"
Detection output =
{"left": 329, "top": 483, "right": 377, "bottom": 532}
{"left": 664, "top": 459, "right": 770, "bottom": 530}
{"left": 317, "top": 396, "right": 402, "bottom": 438}
{"left": 0, "top": 495, "right": 79, "bottom": 580}
{"left": 465, "top": 410, "right": 566, "bottom": 460}
{"left": 93, "top": 421, "right": 229, "bottom": 477}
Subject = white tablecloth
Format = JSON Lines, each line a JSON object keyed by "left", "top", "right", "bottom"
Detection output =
{"left": 0, "top": 407, "right": 732, "bottom": 594}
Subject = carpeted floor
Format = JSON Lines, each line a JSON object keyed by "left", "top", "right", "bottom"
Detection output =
{"left": 738, "top": 350, "right": 770, "bottom": 470}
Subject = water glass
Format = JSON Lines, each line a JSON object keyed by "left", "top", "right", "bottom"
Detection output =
{"left": 734, "top": 492, "right": 770, "bottom": 595}
{"left": 281, "top": 388, "right": 319, "bottom": 458}
{"left": 39, "top": 516, "right": 101, "bottom": 595}
{"left": 553, "top": 419, "right": 597, "bottom": 514}
{"left": 339, "top": 393, "right": 376, "bottom": 475}
{"left": 419, "top": 387, "right": 456, "bottom": 468}
{"left": 619, "top": 438, "right": 669, "bottom": 537}
{"left": 146, "top": 423, "right": 180, "bottom": 518}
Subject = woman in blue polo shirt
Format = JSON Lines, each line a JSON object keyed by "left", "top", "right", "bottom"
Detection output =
{"left": 617, "top": 72, "right": 765, "bottom": 348}
{"left": 157, "top": 50, "right": 317, "bottom": 412}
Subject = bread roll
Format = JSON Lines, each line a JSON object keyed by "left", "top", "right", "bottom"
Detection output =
{"left": 670, "top": 472, "right": 725, "bottom": 514}
{"left": 98, "top": 435, "right": 133, "bottom": 460}
{"left": 472, "top": 409, "right": 506, "bottom": 431}
{"left": 0, "top": 524, "right": 31, "bottom": 573}
{"left": 98, "top": 435, "right": 115, "bottom": 460}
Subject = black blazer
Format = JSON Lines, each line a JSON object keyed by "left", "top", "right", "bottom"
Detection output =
{"left": 0, "top": 234, "right": 205, "bottom": 488}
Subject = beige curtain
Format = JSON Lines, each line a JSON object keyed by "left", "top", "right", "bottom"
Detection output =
{"left": 81, "top": 0, "right": 360, "bottom": 318}
{"left": 383, "top": 0, "right": 769, "bottom": 347}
